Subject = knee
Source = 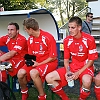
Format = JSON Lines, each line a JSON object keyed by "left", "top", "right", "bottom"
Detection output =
{"left": 46, "top": 73, "right": 54, "bottom": 83}
{"left": 17, "top": 69, "right": 26, "bottom": 79}
{"left": 82, "top": 74, "right": 92, "bottom": 88}
{"left": 94, "top": 74, "right": 100, "bottom": 86}
{"left": 94, "top": 74, "right": 100, "bottom": 82}
{"left": 30, "top": 69, "right": 39, "bottom": 79}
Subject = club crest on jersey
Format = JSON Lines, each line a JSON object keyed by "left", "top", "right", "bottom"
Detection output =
{"left": 79, "top": 45, "right": 83, "bottom": 52}
{"left": 40, "top": 44, "right": 43, "bottom": 50}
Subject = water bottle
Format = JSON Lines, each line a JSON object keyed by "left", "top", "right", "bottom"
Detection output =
{"left": 16, "top": 79, "right": 19, "bottom": 90}
{"left": 67, "top": 66, "right": 74, "bottom": 87}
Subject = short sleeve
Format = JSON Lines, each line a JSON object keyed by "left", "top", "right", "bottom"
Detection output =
{"left": 88, "top": 37, "right": 98, "bottom": 60}
{"left": 48, "top": 36, "right": 57, "bottom": 57}
{"left": 64, "top": 38, "right": 70, "bottom": 59}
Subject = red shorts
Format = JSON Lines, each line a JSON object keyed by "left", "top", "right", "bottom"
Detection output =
{"left": 8, "top": 58, "right": 25, "bottom": 76}
{"left": 22, "top": 61, "right": 58, "bottom": 82}
{"left": 56, "top": 66, "right": 94, "bottom": 87}
{"left": 0, "top": 71, "right": 7, "bottom": 82}
{"left": 0, "top": 51, "right": 25, "bottom": 80}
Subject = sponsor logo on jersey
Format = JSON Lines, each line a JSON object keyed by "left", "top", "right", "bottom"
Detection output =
{"left": 14, "top": 45, "right": 22, "bottom": 50}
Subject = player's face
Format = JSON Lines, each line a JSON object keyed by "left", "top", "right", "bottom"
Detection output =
{"left": 7, "top": 25, "right": 19, "bottom": 39}
{"left": 24, "top": 26, "right": 32, "bottom": 36}
{"left": 68, "top": 22, "right": 81, "bottom": 38}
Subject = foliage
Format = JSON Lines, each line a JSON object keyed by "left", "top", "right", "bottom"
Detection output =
{"left": 44, "top": 0, "right": 88, "bottom": 27}
{"left": 0, "top": 0, "right": 39, "bottom": 10}
{"left": 0, "top": 0, "right": 88, "bottom": 27}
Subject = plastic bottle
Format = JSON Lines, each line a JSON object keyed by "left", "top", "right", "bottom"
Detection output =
{"left": 16, "top": 79, "right": 19, "bottom": 90}
{"left": 67, "top": 66, "right": 74, "bottom": 87}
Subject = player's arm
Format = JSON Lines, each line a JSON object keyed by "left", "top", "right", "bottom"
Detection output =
{"left": 0, "top": 50, "right": 17, "bottom": 62}
{"left": 34, "top": 35, "right": 57, "bottom": 66}
{"left": 72, "top": 60, "right": 94, "bottom": 80}
{"left": 33, "top": 57, "right": 57, "bottom": 67}
{"left": 64, "top": 59, "right": 70, "bottom": 72}
{"left": 79, "top": 60, "right": 94, "bottom": 75}
{"left": 63, "top": 38, "right": 70, "bottom": 72}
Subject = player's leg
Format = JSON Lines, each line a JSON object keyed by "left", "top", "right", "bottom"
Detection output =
{"left": 30, "top": 62, "right": 57, "bottom": 100}
{"left": 46, "top": 67, "right": 70, "bottom": 100}
{"left": 17, "top": 65, "right": 32, "bottom": 100}
{"left": 30, "top": 68, "right": 46, "bottom": 100}
{"left": 94, "top": 72, "right": 100, "bottom": 100}
{"left": 78, "top": 68, "right": 94, "bottom": 100}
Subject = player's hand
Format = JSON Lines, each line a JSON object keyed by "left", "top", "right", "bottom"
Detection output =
{"left": 65, "top": 72, "right": 74, "bottom": 81}
{"left": 65, "top": 73, "right": 68, "bottom": 80}
{"left": 72, "top": 71, "right": 80, "bottom": 80}
{"left": 32, "top": 60, "right": 39, "bottom": 67}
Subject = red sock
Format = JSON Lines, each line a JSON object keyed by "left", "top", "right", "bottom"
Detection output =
{"left": 94, "top": 86, "right": 100, "bottom": 100}
{"left": 21, "top": 87, "right": 28, "bottom": 93}
{"left": 51, "top": 85, "right": 69, "bottom": 100}
{"left": 21, "top": 87, "right": 28, "bottom": 100}
{"left": 38, "top": 94, "right": 46, "bottom": 100}
{"left": 79, "top": 87, "right": 90, "bottom": 100}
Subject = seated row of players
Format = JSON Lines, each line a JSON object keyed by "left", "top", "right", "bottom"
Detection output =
{"left": 0, "top": 16, "right": 100, "bottom": 100}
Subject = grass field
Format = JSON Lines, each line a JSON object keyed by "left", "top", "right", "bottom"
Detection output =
{"left": 14, "top": 87, "right": 96, "bottom": 100}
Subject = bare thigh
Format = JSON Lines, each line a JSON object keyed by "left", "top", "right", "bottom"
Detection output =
{"left": 46, "top": 70, "right": 61, "bottom": 82}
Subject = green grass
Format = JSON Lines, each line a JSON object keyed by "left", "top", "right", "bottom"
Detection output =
{"left": 14, "top": 87, "right": 96, "bottom": 100}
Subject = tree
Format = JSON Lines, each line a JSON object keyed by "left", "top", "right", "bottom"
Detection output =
{"left": 45, "top": 0, "right": 87, "bottom": 27}
{"left": 0, "top": 0, "right": 88, "bottom": 27}
{"left": 0, "top": 0, "right": 39, "bottom": 11}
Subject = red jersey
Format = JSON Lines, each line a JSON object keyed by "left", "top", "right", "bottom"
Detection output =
{"left": 0, "top": 34, "right": 28, "bottom": 76}
{"left": 0, "top": 34, "right": 28, "bottom": 58}
{"left": 27, "top": 29, "right": 58, "bottom": 63}
{"left": 64, "top": 32, "right": 98, "bottom": 63}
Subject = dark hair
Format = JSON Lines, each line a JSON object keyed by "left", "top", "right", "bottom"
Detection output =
{"left": 86, "top": 12, "right": 93, "bottom": 17}
{"left": 8, "top": 22, "right": 19, "bottom": 30}
{"left": 23, "top": 17, "right": 39, "bottom": 30}
{"left": 69, "top": 16, "right": 82, "bottom": 26}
